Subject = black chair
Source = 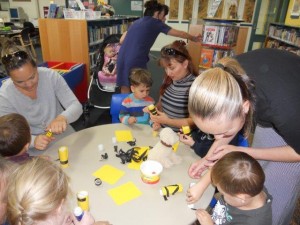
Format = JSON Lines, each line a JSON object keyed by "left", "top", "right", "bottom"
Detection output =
{"left": 4, "top": 22, "right": 14, "bottom": 27}
{"left": 23, "top": 21, "right": 39, "bottom": 45}
{"left": 12, "top": 27, "right": 36, "bottom": 58}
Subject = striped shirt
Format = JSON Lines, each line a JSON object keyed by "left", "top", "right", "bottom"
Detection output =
{"left": 119, "top": 93, "right": 154, "bottom": 125}
{"left": 161, "top": 74, "right": 196, "bottom": 132}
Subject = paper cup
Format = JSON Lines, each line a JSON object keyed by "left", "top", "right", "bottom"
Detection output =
{"left": 58, "top": 146, "right": 69, "bottom": 168}
{"left": 77, "top": 191, "right": 89, "bottom": 211}
{"left": 140, "top": 160, "right": 163, "bottom": 184}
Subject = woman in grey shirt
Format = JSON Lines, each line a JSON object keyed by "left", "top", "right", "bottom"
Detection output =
{"left": 0, "top": 41, "right": 82, "bottom": 151}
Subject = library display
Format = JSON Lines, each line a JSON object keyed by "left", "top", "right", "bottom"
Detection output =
{"left": 199, "top": 19, "right": 240, "bottom": 71}
{"left": 265, "top": 23, "right": 300, "bottom": 56}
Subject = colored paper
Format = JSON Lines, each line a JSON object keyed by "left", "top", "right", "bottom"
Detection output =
{"left": 107, "top": 182, "right": 142, "bottom": 205}
{"left": 115, "top": 130, "right": 134, "bottom": 142}
{"left": 92, "top": 165, "right": 124, "bottom": 185}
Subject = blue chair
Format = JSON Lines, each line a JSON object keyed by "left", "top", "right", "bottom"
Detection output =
{"left": 110, "top": 93, "right": 129, "bottom": 123}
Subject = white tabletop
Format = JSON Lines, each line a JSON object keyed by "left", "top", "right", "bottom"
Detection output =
{"left": 46, "top": 124, "right": 215, "bottom": 225}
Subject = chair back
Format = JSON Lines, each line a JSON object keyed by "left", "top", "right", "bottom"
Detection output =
{"left": 110, "top": 93, "right": 129, "bottom": 123}
{"left": 20, "top": 27, "right": 31, "bottom": 43}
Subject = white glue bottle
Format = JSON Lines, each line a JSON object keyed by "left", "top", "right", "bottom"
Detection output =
{"left": 74, "top": 206, "right": 84, "bottom": 221}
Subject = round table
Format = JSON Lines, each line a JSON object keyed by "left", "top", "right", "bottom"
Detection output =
{"left": 46, "top": 123, "right": 215, "bottom": 225}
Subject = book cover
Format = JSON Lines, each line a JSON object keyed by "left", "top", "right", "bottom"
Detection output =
{"left": 200, "top": 48, "right": 214, "bottom": 68}
{"left": 48, "top": 3, "right": 57, "bottom": 18}
{"left": 203, "top": 25, "right": 219, "bottom": 45}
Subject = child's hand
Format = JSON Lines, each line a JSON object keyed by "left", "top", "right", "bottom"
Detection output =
{"left": 152, "top": 122, "right": 161, "bottom": 131}
{"left": 94, "top": 221, "right": 112, "bottom": 225}
{"left": 34, "top": 134, "right": 54, "bottom": 150}
{"left": 143, "top": 106, "right": 150, "bottom": 113}
{"left": 128, "top": 116, "right": 137, "bottom": 124}
{"left": 186, "top": 181, "right": 206, "bottom": 204}
{"left": 178, "top": 133, "right": 195, "bottom": 147}
{"left": 188, "top": 158, "right": 209, "bottom": 179}
{"left": 196, "top": 209, "right": 214, "bottom": 225}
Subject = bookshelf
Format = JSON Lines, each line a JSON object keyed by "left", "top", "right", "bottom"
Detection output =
{"left": 265, "top": 23, "right": 300, "bottom": 56}
{"left": 39, "top": 16, "right": 138, "bottom": 102}
{"left": 187, "top": 19, "right": 246, "bottom": 73}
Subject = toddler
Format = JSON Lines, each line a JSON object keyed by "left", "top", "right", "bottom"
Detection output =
{"left": 119, "top": 68, "right": 156, "bottom": 126}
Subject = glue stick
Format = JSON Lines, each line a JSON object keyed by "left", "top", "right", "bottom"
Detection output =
{"left": 188, "top": 183, "right": 196, "bottom": 209}
{"left": 148, "top": 104, "right": 157, "bottom": 115}
{"left": 182, "top": 126, "right": 192, "bottom": 136}
{"left": 46, "top": 129, "right": 53, "bottom": 137}
{"left": 74, "top": 207, "right": 84, "bottom": 221}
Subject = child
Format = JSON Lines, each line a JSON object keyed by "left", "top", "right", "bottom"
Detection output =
{"left": 0, "top": 157, "right": 14, "bottom": 225}
{"left": 0, "top": 113, "right": 31, "bottom": 163}
{"left": 179, "top": 129, "right": 242, "bottom": 158}
{"left": 195, "top": 152, "right": 272, "bottom": 225}
{"left": 119, "top": 68, "right": 156, "bottom": 125}
{"left": 98, "top": 43, "right": 120, "bottom": 90}
{"left": 7, "top": 158, "right": 111, "bottom": 225}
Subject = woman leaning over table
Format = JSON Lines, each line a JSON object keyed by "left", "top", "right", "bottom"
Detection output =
{"left": 186, "top": 50, "right": 300, "bottom": 225}
{"left": 149, "top": 40, "right": 198, "bottom": 132}
{"left": 0, "top": 40, "right": 82, "bottom": 152}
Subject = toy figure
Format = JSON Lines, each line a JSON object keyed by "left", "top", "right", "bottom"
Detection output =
{"left": 147, "top": 127, "right": 182, "bottom": 168}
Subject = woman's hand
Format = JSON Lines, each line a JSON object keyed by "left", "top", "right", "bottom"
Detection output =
{"left": 128, "top": 116, "right": 137, "bottom": 124}
{"left": 47, "top": 115, "right": 67, "bottom": 134}
{"left": 179, "top": 133, "right": 195, "bottom": 147}
{"left": 150, "top": 109, "right": 169, "bottom": 125}
{"left": 207, "top": 144, "right": 239, "bottom": 162}
{"left": 196, "top": 209, "right": 214, "bottom": 225}
{"left": 152, "top": 122, "right": 161, "bottom": 131}
{"left": 34, "top": 134, "right": 54, "bottom": 150}
{"left": 188, "top": 158, "right": 209, "bottom": 179}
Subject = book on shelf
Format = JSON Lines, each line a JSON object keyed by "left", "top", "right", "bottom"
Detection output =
{"left": 200, "top": 48, "right": 214, "bottom": 68}
{"left": 203, "top": 25, "right": 219, "bottom": 45}
{"left": 48, "top": 3, "right": 58, "bottom": 18}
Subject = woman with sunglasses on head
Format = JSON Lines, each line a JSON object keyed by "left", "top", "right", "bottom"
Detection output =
{"left": 186, "top": 50, "right": 300, "bottom": 225}
{"left": 0, "top": 40, "right": 82, "bottom": 152}
{"left": 117, "top": 0, "right": 201, "bottom": 93}
{"left": 148, "top": 40, "right": 197, "bottom": 132}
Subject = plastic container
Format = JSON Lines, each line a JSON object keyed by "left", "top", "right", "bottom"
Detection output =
{"left": 140, "top": 160, "right": 163, "bottom": 184}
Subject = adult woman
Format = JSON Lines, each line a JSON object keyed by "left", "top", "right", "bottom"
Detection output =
{"left": 7, "top": 158, "right": 110, "bottom": 225}
{"left": 149, "top": 40, "right": 197, "bottom": 132}
{"left": 117, "top": 0, "right": 201, "bottom": 93}
{"left": 0, "top": 41, "right": 82, "bottom": 151}
{"left": 187, "top": 49, "right": 300, "bottom": 225}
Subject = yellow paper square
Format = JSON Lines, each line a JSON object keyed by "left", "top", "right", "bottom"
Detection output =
{"left": 92, "top": 165, "right": 124, "bottom": 185}
{"left": 115, "top": 130, "right": 133, "bottom": 142}
{"left": 128, "top": 161, "right": 142, "bottom": 170}
{"left": 107, "top": 182, "right": 142, "bottom": 205}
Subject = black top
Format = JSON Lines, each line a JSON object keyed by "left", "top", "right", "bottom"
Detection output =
{"left": 236, "top": 48, "right": 300, "bottom": 154}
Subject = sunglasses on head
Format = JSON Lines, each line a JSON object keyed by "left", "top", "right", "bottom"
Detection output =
{"left": 1, "top": 51, "right": 29, "bottom": 66}
{"left": 162, "top": 47, "right": 186, "bottom": 58}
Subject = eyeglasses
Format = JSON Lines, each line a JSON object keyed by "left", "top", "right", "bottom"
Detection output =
{"left": 1, "top": 51, "right": 29, "bottom": 66}
{"left": 162, "top": 47, "right": 187, "bottom": 58}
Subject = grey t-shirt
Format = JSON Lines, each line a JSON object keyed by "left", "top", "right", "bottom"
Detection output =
{"left": 0, "top": 67, "right": 83, "bottom": 146}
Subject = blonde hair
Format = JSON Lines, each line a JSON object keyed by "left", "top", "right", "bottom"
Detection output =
{"left": 188, "top": 57, "right": 255, "bottom": 137}
{"left": 7, "top": 158, "right": 70, "bottom": 225}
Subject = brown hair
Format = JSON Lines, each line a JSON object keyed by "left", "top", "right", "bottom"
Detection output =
{"left": 211, "top": 151, "right": 265, "bottom": 197}
{"left": 129, "top": 68, "right": 153, "bottom": 87}
{"left": 159, "top": 40, "right": 197, "bottom": 95}
{"left": 0, "top": 113, "right": 31, "bottom": 157}
{"left": 188, "top": 57, "right": 255, "bottom": 137}
{"left": 0, "top": 39, "right": 36, "bottom": 75}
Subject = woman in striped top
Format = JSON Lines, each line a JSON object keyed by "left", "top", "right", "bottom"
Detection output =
{"left": 150, "top": 40, "right": 198, "bottom": 132}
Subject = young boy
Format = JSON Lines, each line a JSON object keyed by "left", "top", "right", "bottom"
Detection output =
{"left": 0, "top": 113, "right": 31, "bottom": 163}
{"left": 119, "top": 68, "right": 155, "bottom": 125}
{"left": 196, "top": 152, "right": 272, "bottom": 225}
